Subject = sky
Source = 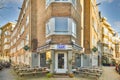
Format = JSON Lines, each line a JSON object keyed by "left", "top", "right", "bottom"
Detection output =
{"left": 97, "top": 0, "right": 120, "bottom": 33}
{"left": 0, "top": 0, "right": 120, "bottom": 33}
{"left": 0, "top": 0, "right": 23, "bottom": 26}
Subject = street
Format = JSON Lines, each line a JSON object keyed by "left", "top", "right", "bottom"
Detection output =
{"left": 0, "top": 67, "right": 120, "bottom": 80}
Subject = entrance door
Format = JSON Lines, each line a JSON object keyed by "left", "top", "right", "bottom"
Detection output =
{"left": 55, "top": 52, "right": 67, "bottom": 73}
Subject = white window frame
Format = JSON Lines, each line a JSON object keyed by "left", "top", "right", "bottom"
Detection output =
{"left": 26, "top": 15, "right": 29, "bottom": 26}
{"left": 46, "top": 22, "right": 51, "bottom": 35}
{"left": 46, "top": 17, "right": 76, "bottom": 38}
{"left": 20, "top": 26, "right": 25, "bottom": 35}
{"left": 72, "top": 20, "right": 76, "bottom": 37}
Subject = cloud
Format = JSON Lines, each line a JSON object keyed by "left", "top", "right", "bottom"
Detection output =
{"left": 113, "top": 21, "right": 120, "bottom": 32}
{"left": 97, "top": 0, "right": 114, "bottom": 3}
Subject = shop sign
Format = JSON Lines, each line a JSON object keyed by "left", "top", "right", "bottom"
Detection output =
{"left": 50, "top": 45, "right": 72, "bottom": 50}
{"left": 57, "top": 44, "right": 65, "bottom": 49}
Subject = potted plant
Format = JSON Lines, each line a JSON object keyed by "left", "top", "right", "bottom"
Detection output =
{"left": 47, "top": 58, "right": 52, "bottom": 65}
{"left": 46, "top": 73, "right": 53, "bottom": 78}
{"left": 92, "top": 46, "right": 98, "bottom": 52}
{"left": 68, "top": 73, "right": 74, "bottom": 78}
{"left": 69, "top": 59, "right": 73, "bottom": 64}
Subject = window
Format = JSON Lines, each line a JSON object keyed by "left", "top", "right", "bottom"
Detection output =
{"left": 20, "top": 26, "right": 24, "bottom": 35}
{"left": 26, "top": 34, "right": 29, "bottom": 45}
{"left": 40, "top": 53, "right": 47, "bottom": 67}
{"left": 72, "top": 21, "right": 76, "bottom": 36}
{"left": 4, "top": 38, "right": 8, "bottom": 43}
{"left": 46, "top": 0, "right": 51, "bottom": 6}
{"left": 12, "top": 25, "right": 15, "bottom": 31}
{"left": 55, "top": 17, "right": 68, "bottom": 32}
{"left": 26, "top": 15, "right": 29, "bottom": 26}
{"left": 25, "top": 0, "right": 29, "bottom": 10}
{"left": 72, "top": 0, "right": 76, "bottom": 5}
{"left": 46, "top": 17, "right": 77, "bottom": 37}
{"left": 92, "top": 18, "right": 97, "bottom": 32}
{"left": 4, "top": 31, "right": 10, "bottom": 36}
{"left": 103, "top": 38, "right": 108, "bottom": 44}
{"left": 92, "top": 36, "right": 95, "bottom": 46}
{"left": 4, "top": 45, "right": 10, "bottom": 50}
{"left": 11, "top": 29, "right": 17, "bottom": 39}
{"left": 46, "top": 22, "right": 51, "bottom": 35}
{"left": 21, "top": 40, "right": 24, "bottom": 48}
{"left": 14, "top": 38, "right": 16, "bottom": 44}
{"left": 104, "top": 27, "right": 108, "bottom": 35}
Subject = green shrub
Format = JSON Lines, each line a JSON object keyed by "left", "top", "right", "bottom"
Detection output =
{"left": 46, "top": 73, "right": 53, "bottom": 78}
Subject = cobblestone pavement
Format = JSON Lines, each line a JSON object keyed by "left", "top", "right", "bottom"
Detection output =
{"left": 0, "top": 66, "right": 120, "bottom": 80}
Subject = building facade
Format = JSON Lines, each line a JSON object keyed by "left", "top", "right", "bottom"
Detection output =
{"left": 0, "top": 34, "right": 2, "bottom": 60}
{"left": 84, "top": 0, "right": 101, "bottom": 67}
{"left": 10, "top": 0, "right": 85, "bottom": 74}
{"left": 114, "top": 33, "right": 120, "bottom": 63}
{"left": 101, "top": 17, "right": 116, "bottom": 65}
{"left": 1, "top": 22, "right": 15, "bottom": 62}
{"left": 10, "top": 0, "right": 30, "bottom": 65}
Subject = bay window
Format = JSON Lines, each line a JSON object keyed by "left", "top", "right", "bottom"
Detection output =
{"left": 46, "top": 17, "right": 76, "bottom": 37}
{"left": 72, "top": 21, "right": 76, "bottom": 36}
{"left": 46, "top": 22, "right": 51, "bottom": 35}
{"left": 55, "top": 17, "right": 68, "bottom": 33}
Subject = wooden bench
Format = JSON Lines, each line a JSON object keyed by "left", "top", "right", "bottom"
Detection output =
{"left": 73, "top": 68, "right": 102, "bottom": 79}
{"left": 18, "top": 71, "right": 49, "bottom": 77}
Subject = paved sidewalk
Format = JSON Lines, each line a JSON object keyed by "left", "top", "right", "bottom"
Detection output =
{"left": 99, "top": 66, "right": 120, "bottom": 80}
{"left": 0, "top": 68, "right": 15, "bottom": 80}
{"left": 0, "top": 66, "right": 120, "bottom": 80}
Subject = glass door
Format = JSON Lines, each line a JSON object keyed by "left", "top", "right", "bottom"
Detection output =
{"left": 55, "top": 52, "right": 67, "bottom": 73}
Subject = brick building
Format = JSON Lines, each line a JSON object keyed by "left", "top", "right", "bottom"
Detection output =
{"left": 10, "top": 0, "right": 84, "bottom": 74}
{"left": 84, "top": 0, "right": 101, "bottom": 67}
{"left": 1, "top": 22, "right": 15, "bottom": 61}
